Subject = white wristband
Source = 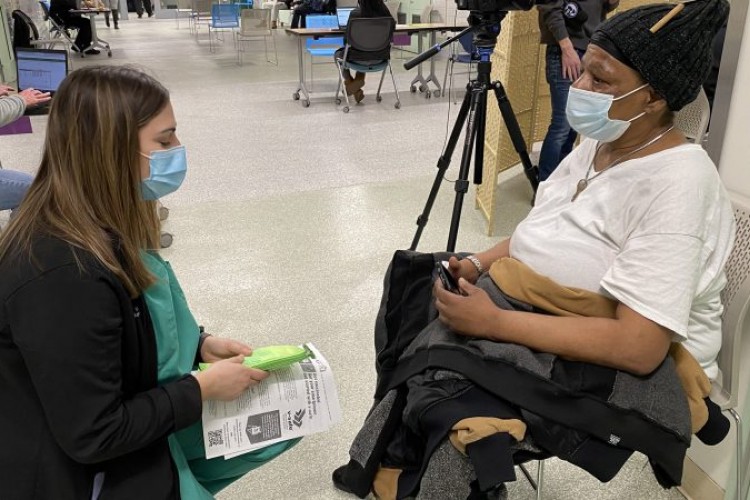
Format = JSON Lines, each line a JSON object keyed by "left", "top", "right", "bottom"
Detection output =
{"left": 465, "top": 255, "right": 483, "bottom": 275}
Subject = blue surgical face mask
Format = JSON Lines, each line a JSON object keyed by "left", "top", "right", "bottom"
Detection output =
{"left": 565, "top": 83, "right": 649, "bottom": 142}
{"left": 139, "top": 145, "right": 187, "bottom": 201}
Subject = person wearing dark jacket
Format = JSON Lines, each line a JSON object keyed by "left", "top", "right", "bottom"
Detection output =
{"left": 335, "top": 1, "right": 734, "bottom": 496}
{"left": 290, "top": 0, "right": 336, "bottom": 28}
{"left": 334, "top": 0, "right": 391, "bottom": 102}
{"left": 134, "top": 0, "right": 154, "bottom": 18}
{"left": 703, "top": 17, "right": 727, "bottom": 112}
{"left": 50, "top": 0, "right": 97, "bottom": 54}
{"left": 0, "top": 66, "right": 296, "bottom": 500}
{"left": 536, "top": 0, "right": 619, "bottom": 182}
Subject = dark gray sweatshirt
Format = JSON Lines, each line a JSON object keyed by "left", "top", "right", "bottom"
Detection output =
{"left": 537, "top": 0, "right": 619, "bottom": 51}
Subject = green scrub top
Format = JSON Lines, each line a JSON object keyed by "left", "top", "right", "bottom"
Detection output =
{"left": 141, "top": 252, "right": 297, "bottom": 499}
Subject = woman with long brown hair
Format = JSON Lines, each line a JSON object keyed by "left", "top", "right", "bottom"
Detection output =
{"left": 0, "top": 66, "right": 296, "bottom": 499}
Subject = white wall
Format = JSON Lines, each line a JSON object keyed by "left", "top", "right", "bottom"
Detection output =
{"left": 690, "top": 0, "right": 750, "bottom": 498}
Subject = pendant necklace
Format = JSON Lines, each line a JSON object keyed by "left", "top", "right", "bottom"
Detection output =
{"left": 571, "top": 125, "right": 675, "bottom": 202}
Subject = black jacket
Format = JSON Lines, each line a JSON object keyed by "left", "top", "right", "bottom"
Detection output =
{"left": 537, "top": 0, "right": 618, "bottom": 51}
{"left": 334, "top": 250, "right": 691, "bottom": 498}
{"left": 50, "top": 0, "right": 81, "bottom": 24}
{"left": 0, "top": 236, "right": 202, "bottom": 499}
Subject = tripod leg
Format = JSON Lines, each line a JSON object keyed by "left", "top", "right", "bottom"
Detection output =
{"left": 446, "top": 85, "right": 482, "bottom": 252}
{"left": 410, "top": 87, "right": 472, "bottom": 251}
{"left": 473, "top": 85, "right": 487, "bottom": 186}
{"left": 491, "top": 81, "right": 539, "bottom": 192}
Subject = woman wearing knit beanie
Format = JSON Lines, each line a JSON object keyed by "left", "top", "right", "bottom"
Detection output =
{"left": 330, "top": 2, "right": 740, "bottom": 494}
{"left": 438, "top": 0, "right": 733, "bottom": 384}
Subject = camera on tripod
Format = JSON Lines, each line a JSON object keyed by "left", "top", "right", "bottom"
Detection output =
{"left": 454, "top": 0, "right": 535, "bottom": 13}
{"left": 407, "top": 0, "right": 548, "bottom": 252}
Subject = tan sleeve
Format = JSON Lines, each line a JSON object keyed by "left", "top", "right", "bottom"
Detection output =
{"left": 449, "top": 417, "right": 527, "bottom": 456}
{"left": 669, "top": 343, "right": 711, "bottom": 433}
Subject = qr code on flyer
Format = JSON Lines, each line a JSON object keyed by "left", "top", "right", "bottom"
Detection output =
{"left": 299, "top": 360, "right": 315, "bottom": 373}
{"left": 207, "top": 430, "right": 224, "bottom": 448}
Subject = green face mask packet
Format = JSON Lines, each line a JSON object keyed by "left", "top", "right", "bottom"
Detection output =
{"left": 198, "top": 345, "right": 312, "bottom": 371}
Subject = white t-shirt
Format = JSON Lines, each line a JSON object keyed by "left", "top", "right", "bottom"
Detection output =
{"left": 510, "top": 138, "right": 735, "bottom": 379}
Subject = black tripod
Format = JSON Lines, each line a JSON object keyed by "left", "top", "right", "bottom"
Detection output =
{"left": 407, "top": 13, "right": 539, "bottom": 252}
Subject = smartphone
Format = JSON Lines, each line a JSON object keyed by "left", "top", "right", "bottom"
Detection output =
{"left": 435, "top": 261, "right": 461, "bottom": 294}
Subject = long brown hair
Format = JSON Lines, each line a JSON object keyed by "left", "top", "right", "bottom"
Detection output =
{"left": 0, "top": 65, "right": 169, "bottom": 296}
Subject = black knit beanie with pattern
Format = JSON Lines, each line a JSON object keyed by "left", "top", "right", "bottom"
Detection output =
{"left": 590, "top": 0, "right": 730, "bottom": 111}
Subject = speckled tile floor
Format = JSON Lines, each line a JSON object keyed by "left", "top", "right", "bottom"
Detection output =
{"left": 0, "top": 18, "right": 685, "bottom": 500}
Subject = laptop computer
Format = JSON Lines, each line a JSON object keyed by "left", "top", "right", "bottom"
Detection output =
{"left": 15, "top": 47, "right": 69, "bottom": 115}
{"left": 336, "top": 8, "right": 354, "bottom": 28}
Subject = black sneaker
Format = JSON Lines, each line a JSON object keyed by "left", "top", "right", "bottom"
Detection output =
{"left": 84, "top": 48, "right": 101, "bottom": 55}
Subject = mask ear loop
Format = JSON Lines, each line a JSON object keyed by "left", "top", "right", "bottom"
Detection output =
{"left": 612, "top": 82, "right": 650, "bottom": 102}
{"left": 627, "top": 111, "right": 647, "bottom": 124}
{"left": 609, "top": 83, "right": 650, "bottom": 124}
{"left": 139, "top": 145, "right": 185, "bottom": 160}
{"left": 139, "top": 152, "right": 155, "bottom": 182}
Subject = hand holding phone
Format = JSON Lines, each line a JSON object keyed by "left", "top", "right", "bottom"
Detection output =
{"left": 436, "top": 261, "right": 462, "bottom": 295}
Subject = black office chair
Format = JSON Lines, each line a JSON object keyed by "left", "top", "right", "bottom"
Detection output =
{"left": 12, "top": 10, "right": 40, "bottom": 49}
{"left": 334, "top": 16, "right": 400, "bottom": 113}
{"left": 12, "top": 9, "right": 69, "bottom": 53}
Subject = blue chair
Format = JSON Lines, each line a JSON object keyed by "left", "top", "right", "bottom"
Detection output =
{"left": 334, "top": 17, "right": 399, "bottom": 113}
{"left": 208, "top": 3, "right": 240, "bottom": 53}
{"left": 304, "top": 14, "right": 342, "bottom": 91}
{"left": 442, "top": 31, "right": 477, "bottom": 103}
{"left": 233, "top": 0, "right": 253, "bottom": 9}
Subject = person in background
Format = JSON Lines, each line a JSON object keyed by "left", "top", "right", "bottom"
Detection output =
{"left": 82, "top": 0, "right": 115, "bottom": 28}
{"left": 0, "top": 84, "right": 50, "bottom": 213}
{"left": 102, "top": 0, "right": 120, "bottom": 28}
{"left": 0, "top": 66, "right": 297, "bottom": 499}
{"left": 134, "top": 0, "right": 154, "bottom": 18}
{"left": 290, "top": 0, "right": 336, "bottom": 28}
{"left": 50, "top": 0, "right": 98, "bottom": 54}
{"left": 703, "top": 17, "right": 727, "bottom": 112}
{"left": 536, "top": 0, "right": 619, "bottom": 183}
{"left": 334, "top": 0, "right": 391, "bottom": 103}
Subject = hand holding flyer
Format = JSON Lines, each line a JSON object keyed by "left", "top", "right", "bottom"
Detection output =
{"left": 201, "top": 343, "right": 341, "bottom": 460}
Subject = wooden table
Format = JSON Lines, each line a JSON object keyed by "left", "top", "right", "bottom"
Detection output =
{"left": 286, "top": 23, "right": 466, "bottom": 107}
